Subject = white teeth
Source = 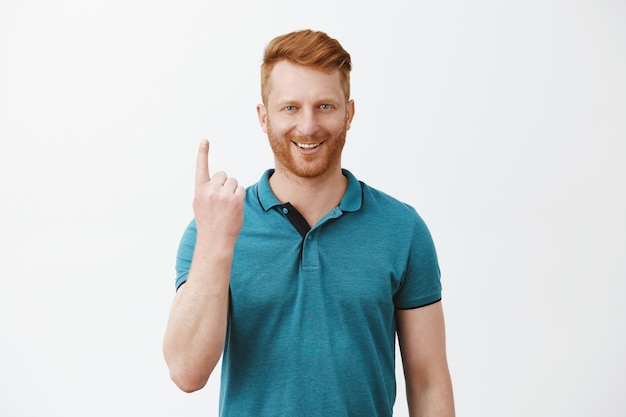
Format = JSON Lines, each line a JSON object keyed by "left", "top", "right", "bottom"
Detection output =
{"left": 296, "top": 142, "right": 320, "bottom": 149}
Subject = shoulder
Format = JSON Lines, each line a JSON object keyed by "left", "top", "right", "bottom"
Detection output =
{"left": 343, "top": 169, "right": 419, "bottom": 218}
{"left": 359, "top": 179, "right": 438, "bottom": 248}
{"left": 359, "top": 180, "right": 424, "bottom": 224}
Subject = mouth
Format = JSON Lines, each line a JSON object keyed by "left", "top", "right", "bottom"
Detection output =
{"left": 293, "top": 141, "right": 323, "bottom": 149}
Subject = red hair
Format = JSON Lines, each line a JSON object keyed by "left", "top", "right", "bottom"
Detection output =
{"left": 261, "top": 29, "right": 352, "bottom": 104}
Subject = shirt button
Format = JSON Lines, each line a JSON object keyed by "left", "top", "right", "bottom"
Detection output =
{"left": 307, "top": 235, "right": 312, "bottom": 240}
{"left": 282, "top": 207, "right": 289, "bottom": 214}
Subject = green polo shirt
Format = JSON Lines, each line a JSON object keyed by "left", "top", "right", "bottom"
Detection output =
{"left": 175, "top": 169, "right": 442, "bottom": 416}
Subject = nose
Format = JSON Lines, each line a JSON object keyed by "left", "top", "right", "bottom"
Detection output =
{"left": 295, "top": 109, "right": 320, "bottom": 137}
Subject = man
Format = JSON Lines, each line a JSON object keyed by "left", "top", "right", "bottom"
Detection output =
{"left": 163, "top": 29, "right": 455, "bottom": 416}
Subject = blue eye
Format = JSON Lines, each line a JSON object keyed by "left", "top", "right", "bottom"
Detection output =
{"left": 285, "top": 105, "right": 296, "bottom": 111}
{"left": 320, "top": 104, "right": 332, "bottom": 110}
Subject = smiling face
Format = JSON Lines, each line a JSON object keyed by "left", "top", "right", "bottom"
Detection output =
{"left": 257, "top": 60, "right": 355, "bottom": 179}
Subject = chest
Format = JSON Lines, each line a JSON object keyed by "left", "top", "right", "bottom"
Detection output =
{"left": 229, "top": 213, "right": 407, "bottom": 325}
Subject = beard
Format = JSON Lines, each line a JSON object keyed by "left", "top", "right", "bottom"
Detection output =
{"left": 266, "top": 120, "right": 347, "bottom": 179}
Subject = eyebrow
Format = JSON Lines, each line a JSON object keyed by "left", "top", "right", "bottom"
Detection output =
{"left": 277, "top": 97, "right": 342, "bottom": 105}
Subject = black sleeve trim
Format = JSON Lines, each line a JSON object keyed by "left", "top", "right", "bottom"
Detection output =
{"left": 396, "top": 298, "right": 442, "bottom": 310}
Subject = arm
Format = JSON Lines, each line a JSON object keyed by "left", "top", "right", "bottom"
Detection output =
{"left": 396, "top": 301, "right": 455, "bottom": 417}
{"left": 163, "top": 140, "right": 245, "bottom": 393}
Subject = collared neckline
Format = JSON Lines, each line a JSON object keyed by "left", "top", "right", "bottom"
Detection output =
{"left": 256, "top": 169, "right": 363, "bottom": 213}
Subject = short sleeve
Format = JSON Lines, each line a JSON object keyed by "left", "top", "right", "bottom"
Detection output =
{"left": 174, "top": 219, "right": 197, "bottom": 290}
{"left": 393, "top": 212, "right": 442, "bottom": 309}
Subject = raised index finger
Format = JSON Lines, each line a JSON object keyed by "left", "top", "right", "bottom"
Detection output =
{"left": 195, "top": 139, "right": 210, "bottom": 184}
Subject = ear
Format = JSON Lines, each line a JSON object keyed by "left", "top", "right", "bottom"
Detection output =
{"left": 345, "top": 99, "right": 355, "bottom": 131}
{"left": 256, "top": 104, "right": 268, "bottom": 133}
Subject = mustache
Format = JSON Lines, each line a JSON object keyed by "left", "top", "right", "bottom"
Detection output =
{"left": 285, "top": 133, "right": 330, "bottom": 143}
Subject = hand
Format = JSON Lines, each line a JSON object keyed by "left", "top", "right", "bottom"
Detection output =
{"left": 193, "top": 140, "right": 245, "bottom": 246}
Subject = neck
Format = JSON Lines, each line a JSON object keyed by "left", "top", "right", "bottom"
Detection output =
{"left": 269, "top": 166, "right": 347, "bottom": 227}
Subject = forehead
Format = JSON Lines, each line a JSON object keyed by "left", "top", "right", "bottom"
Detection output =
{"left": 266, "top": 60, "right": 344, "bottom": 103}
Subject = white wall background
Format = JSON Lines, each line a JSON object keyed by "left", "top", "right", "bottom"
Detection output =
{"left": 1, "top": 0, "right": 624, "bottom": 416}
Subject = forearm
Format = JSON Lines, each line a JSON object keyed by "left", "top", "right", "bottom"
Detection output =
{"left": 397, "top": 303, "right": 455, "bottom": 417}
{"left": 406, "top": 379, "right": 455, "bottom": 417}
{"left": 163, "top": 238, "right": 233, "bottom": 392}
